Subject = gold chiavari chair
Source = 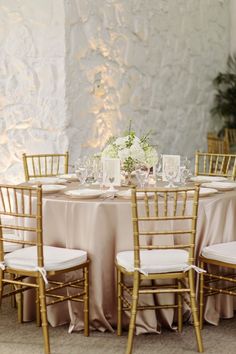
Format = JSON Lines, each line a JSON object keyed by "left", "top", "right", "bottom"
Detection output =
{"left": 22, "top": 152, "right": 69, "bottom": 181}
{"left": 199, "top": 242, "right": 236, "bottom": 329}
{"left": 115, "top": 186, "right": 204, "bottom": 354}
{"left": 0, "top": 184, "right": 89, "bottom": 354}
{"left": 224, "top": 128, "right": 236, "bottom": 151}
{"left": 207, "top": 134, "right": 229, "bottom": 154}
{"left": 195, "top": 151, "right": 236, "bottom": 180}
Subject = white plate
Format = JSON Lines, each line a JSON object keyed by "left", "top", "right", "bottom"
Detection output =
{"left": 57, "top": 174, "right": 77, "bottom": 181}
{"left": 64, "top": 189, "right": 105, "bottom": 199}
{"left": 116, "top": 189, "right": 153, "bottom": 199}
{"left": 28, "top": 177, "right": 67, "bottom": 185}
{"left": 201, "top": 181, "right": 236, "bottom": 191}
{"left": 40, "top": 184, "right": 66, "bottom": 194}
{"left": 190, "top": 176, "right": 228, "bottom": 183}
{"left": 182, "top": 187, "right": 218, "bottom": 198}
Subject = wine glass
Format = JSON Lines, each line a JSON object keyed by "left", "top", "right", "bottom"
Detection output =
{"left": 164, "top": 163, "right": 178, "bottom": 188}
{"left": 180, "top": 166, "right": 190, "bottom": 185}
{"left": 135, "top": 164, "right": 149, "bottom": 188}
{"left": 76, "top": 167, "right": 88, "bottom": 186}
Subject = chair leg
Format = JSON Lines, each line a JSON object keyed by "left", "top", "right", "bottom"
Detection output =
{"left": 117, "top": 267, "right": 123, "bottom": 336}
{"left": 9, "top": 274, "right": 16, "bottom": 308}
{"left": 199, "top": 261, "right": 205, "bottom": 330}
{"left": 83, "top": 265, "right": 89, "bottom": 337}
{"left": 38, "top": 276, "right": 50, "bottom": 354}
{"left": 177, "top": 280, "right": 183, "bottom": 333}
{"left": 188, "top": 270, "right": 204, "bottom": 353}
{"left": 17, "top": 284, "right": 23, "bottom": 323}
{"left": 36, "top": 283, "right": 41, "bottom": 327}
{"left": 0, "top": 269, "right": 3, "bottom": 307}
{"left": 126, "top": 271, "right": 140, "bottom": 354}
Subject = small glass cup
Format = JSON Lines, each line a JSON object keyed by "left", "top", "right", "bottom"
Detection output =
{"left": 76, "top": 167, "right": 88, "bottom": 186}
{"left": 164, "top": 163, "right": 178, "bottom": 188}
{"left": 135, "top": 164, "right": 149, "bottom": 188}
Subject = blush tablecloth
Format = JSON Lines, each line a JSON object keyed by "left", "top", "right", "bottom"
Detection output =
{"left": 23, "top": 185, "right": 236, "bottom": 333}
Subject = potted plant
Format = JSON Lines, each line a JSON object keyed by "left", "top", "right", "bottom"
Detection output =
{"left": 211, "top": 54, "right": 236, "bottom": 137}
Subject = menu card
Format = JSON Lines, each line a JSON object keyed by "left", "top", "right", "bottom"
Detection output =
{"left": 102, "top": 158, "right": 121, "bottom": 186}
{"left": 162, "top": 155, "right": 180, "bottom": 182}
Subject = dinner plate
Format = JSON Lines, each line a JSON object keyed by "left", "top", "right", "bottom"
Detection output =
{"left": 183, "top": 187, "right": 218, "bottom": 197}
{"left": 64, "top": 189, "right": 105, "bottom": 199}
{"left": 28, "top": 177, "right": 67, "bottom": 185}
{"left": 116, "top": 189, "right": 154, "bottom": 199}
{"left": 57, "top": 173, "right": 78, "bottom": 181}
{"left": 40, "top": 184, "right": 66, "bottom": 194}
{"left": 201, "top": 181, "right": 236, "bottom": 191}
{"left": 190, "top": 176, "right": 228, "bottom": 183}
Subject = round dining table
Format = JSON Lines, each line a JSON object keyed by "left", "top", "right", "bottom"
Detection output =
{"left": 22, "top": 181, "right": 236, "bottom": 333}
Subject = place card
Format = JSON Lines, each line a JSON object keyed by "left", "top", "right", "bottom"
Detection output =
{"left": 162, "top": 155, "right": 180, "bottom": 182}
{"left": 102, "top": 158, "right": 121, "bottom": 186}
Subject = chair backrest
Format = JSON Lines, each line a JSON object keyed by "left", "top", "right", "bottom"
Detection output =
{"left": 0, "top": 185, "right": 43, "bottom": 267}
{"left": 131, "top": 186, "right": 200, "bottom": 270}
{"left": 22, "top": 152, "right": 69, "bottom": 181}
{"left": 207, "top": 134, "right": 229, "bottom": 154}
{"left": 195, "top": 151, "right": 236, "bottom": 180}
{"left": 225, "top": 128, "right": 236, "bottom": 147}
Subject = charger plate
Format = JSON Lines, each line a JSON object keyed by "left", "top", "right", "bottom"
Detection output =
{"left": 190, "top": 176, "right": 227, "bottom": 183}
{"left": 57, "top": 174, "right": 77, "bottom": 181}
{"left": 201, "top": 181, "right": 236, "bottom": 191}
{"left": 38, "top": 184, "right": 66, "bottom": 194}
{"left": 116, "top": 189, "right": 154, "bottom": 199}
{"left": 28, "top": 177, "right": 67, "bottom": 184}
{"left": 64, "top": 189, "right": 105, "bottom": 199}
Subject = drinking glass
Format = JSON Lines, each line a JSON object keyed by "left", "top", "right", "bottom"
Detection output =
{"left": 135, "top": 164, "right": 149, "bottom": 188}
{"left": 164, "top": 163, "right": 178, "bottom": 188}
{"left": 180, "top": 166, "right": 190, "bottom": 185}
{"left": 76, "top": 167, "right": 88, "bottom": 185}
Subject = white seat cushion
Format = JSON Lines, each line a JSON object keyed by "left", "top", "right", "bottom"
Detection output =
{"left": 116, "top": 249, "right": 190, "bottom": 274}
{"left": 201, "top": 242, "right": 236, "bottom": 264}
{"left": 4, "top": 245, "right": 87, "bottom": 271}
{"left": 3, "top": 234, "right": 23, "bottom": 253}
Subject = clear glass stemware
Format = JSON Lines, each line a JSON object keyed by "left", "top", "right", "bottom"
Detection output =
{"left": 76, "top": 167, "right": 88, "bottom": 185}
{"left": 135, "top": 164, "right": 149, "bottom": 188}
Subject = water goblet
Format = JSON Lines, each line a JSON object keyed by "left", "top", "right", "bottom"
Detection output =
{"left": 180, "top": 166, "right": 190, "bottom": 185}
{"left": 135, "top": 164, "right": 149, "bottom": 188}
{"left": 76, "top": 167, "right": 88, "bottom": 186}
{"left": 164, "top": 163, "right": 178, "bottom": 188}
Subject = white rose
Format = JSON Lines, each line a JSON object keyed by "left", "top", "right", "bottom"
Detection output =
{"left": 118, "top": 147, "right": 130, "bottom": 161}
{"left": 115, "top": 136, "right": 128, "bottom": 148}
{"left": 130, "top": 143, "right": 145, "bottom": 162}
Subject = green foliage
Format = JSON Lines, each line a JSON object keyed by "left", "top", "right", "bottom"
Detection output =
{"left": 122, "top": 156, "right": 136, "bottom": 173}
{"left": 211, "top": 54, "right": 236, "bottom": 128}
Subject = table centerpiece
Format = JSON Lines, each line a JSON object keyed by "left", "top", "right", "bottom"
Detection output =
{"left": 101, "top": 126, "right": 158, "bottom": 185}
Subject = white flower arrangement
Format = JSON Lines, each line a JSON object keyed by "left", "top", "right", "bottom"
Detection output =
{"left": 101, "top": 129, "right": 158, "bottom": 173}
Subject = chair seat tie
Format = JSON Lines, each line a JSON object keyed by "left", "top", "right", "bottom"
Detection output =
{"left": 35, "top": 266, "right": 48, "bottom": 284}
{"left": 184, "top": 265, "right": 206, "bottom": 274}
{"left": 0, "top": 262, "right": 5, "bottom": 271}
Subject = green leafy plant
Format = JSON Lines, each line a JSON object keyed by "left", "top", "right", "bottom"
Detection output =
{"left": 211, "top": 54, "right": 236, "bottom": 135}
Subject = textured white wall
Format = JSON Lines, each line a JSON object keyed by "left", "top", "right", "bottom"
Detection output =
{"left": 230, "top": 0, "right": 236, "bottom": 53}
{"left": 66, "top": 0, "right": 230, "bottom": 164}
{"left": 0, "top": 0, "right": 231, "bottom": 182}
{"left": 0, "top": 0, "right": 68, "bottom": 182}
